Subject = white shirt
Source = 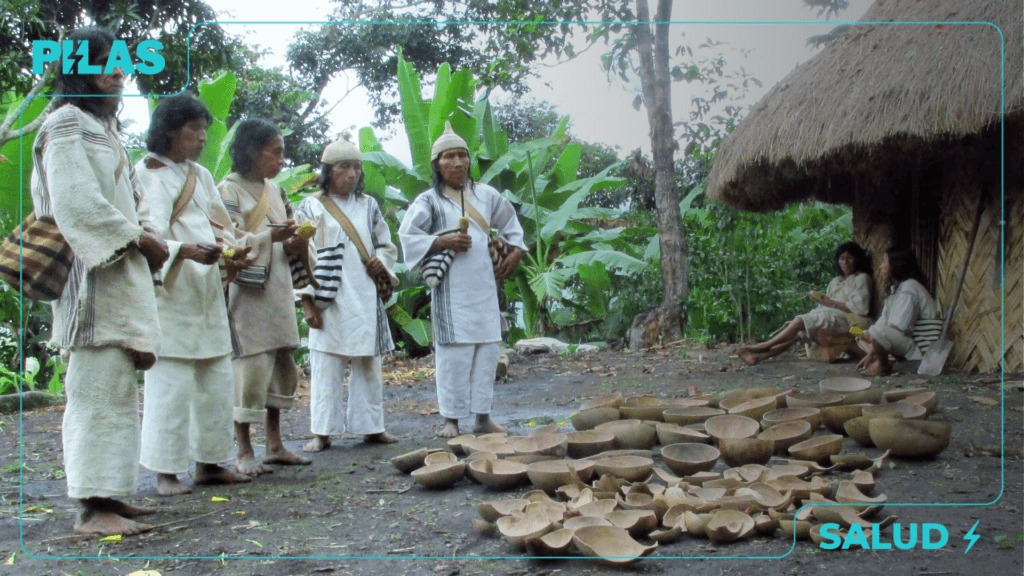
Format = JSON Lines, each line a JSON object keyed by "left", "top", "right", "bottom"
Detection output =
{"left": 398, "top": 183, "right": 525, "bottom": 345}
{"left": 136, "top": 154, "right": 233, "bottom": 359}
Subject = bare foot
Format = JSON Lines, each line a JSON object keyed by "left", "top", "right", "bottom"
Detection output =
{"left": 236, "top": 454, "right": 274, "bottom": 476}
{"left": 99, "top": 501, "right": 156, "bottom": 519}
{"left": 473, "top": 416, "right": 507, "bottom": 435}
{"left": 76, "top": 498, "right": 154, "bottom": 536}
{"left": 438, "top": 420, "right": 460, "bottom": 438}
{"left": 364, "top": 432, "right": 399, "bottom": 444}
{"left": 303, "top": 435, "right": 331, "bottom": 453}
{"left": 861, "top": 361, "right": 891, "bottom": 377}
{"left": 75, "top": 509, "right": 152, "bottom": 536}
{"left": 193, "top": 463, "right": 251, "bottom": 486}
{"left": 263, "top": 448, "right": 312, "bottom": 466}
{"left": 737, "top": 346, "right": 761, "bottom": 366}
{"left": 155, "top": 473, "right": 192, "bottom": 496}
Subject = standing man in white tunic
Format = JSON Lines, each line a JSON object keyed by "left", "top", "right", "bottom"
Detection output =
{"left": 30, "top": 26, "right": 168, "bottom": 536}
{"left": 296, "top": 137, "right": 400, "bottom": 451}
{"left": 398, "top": 123, "right": 526, "bottom": 438}
{"left": 135, "top": 93, "right": 253, "bottom": 495}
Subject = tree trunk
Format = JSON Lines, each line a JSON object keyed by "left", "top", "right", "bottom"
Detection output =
{"left": 633, "top": 0, "right": 686, "bottom": 345}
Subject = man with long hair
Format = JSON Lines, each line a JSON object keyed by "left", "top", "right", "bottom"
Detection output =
{"left": 31, "top": 26, "right": 168, "bottom": 535}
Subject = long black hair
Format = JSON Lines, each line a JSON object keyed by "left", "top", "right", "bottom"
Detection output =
{"left": 319, "top": 162, "right": 364, "bottom": 197}
{"left": 833, "top": 241, "right": 872, "bottom": 277}
{"left": 229, "top": 118, "right": 280, "bottom": 175}
{"left": 52, "top": 26, "right": 118, "bottom": 119}
{"left": 146, "top": 92, "right": 212, "bottom": 155}
{"left": 884, "top": 246, "right": 926, "bottom": 291}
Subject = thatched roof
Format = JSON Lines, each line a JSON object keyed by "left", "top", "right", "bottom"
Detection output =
{"left": 707, "top": 0, "right": 1023, "bottom": 211}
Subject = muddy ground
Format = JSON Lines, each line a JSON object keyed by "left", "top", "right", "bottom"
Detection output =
{"left": 1, "top": 344, "right": 1022, "bottom": 576}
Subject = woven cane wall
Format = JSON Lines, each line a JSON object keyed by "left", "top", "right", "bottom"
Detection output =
{"left": 852, "top": 159, "right": 1021, "bottom": 374}
{"left": 935, "top": 182, "right": 1022, "bottom": 374}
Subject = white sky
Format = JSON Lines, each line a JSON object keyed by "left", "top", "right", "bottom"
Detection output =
{"left": 120, "top": 0, "right": 873, "bottom": 165}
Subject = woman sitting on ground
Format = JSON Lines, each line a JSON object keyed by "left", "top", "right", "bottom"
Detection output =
{"left": 856, "top": 247, "right": 938, "bottom": 376}
{"left": 738, "top": 241, "right": 872, "bottom": 366}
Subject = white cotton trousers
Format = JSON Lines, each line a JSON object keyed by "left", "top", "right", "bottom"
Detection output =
{"left": 435, "top": 343, "right": 499, "bottom": 420}
{"left": 309, "top": 351, "right": 385, "bottom": 436}
{"left": 867, "top": 324, "right": 922, "bottom": 360}
{"left": 140, "top": 355, "right": 235, "bottom": 474}
{"left": 63, "top": 346, "right": 139, "bottom": 499}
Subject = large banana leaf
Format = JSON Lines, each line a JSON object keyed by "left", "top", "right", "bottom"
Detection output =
{"left": 556, "top": 249, "right": 648, "bottom": 275}
{"left": 0, "top": 95, "right": 49, "bottom": 220}
{"left": 396, "top": 50, "right": 431, "bottom": 177}
{"left": 196, "top": 71, "right": 238, "bottom": 181}
{"left": 197, "top": 70, "right": 235, "bottom": 120}
{"left": 427, "top": 63, "right": 453, "bottom": 140}
{"left": 527, "top": 267, "right": 573, "bottom": 302}
{"left": 539, "top": 163, "right": 625, "bottom": 240}
{"left": 362, "top": 150, "right": 428, "bottom": 202}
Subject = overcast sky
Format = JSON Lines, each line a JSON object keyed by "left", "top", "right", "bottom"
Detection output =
{"left": 120, "top": 0, "right": 874, "bottom": 164}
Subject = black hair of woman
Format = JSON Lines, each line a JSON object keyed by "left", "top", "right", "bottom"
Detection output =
{"left": 318, "top": 162, "right": 365, "bottom": 197}
{"left": 52, "top": 26, "right": 118, "bottom": 120}
{"left": 884, "top": 246, "right": 925, "bottom": 288}
{"left": 229, "top": 118, "right": 280, "bottom": 175}
{"left": 145, "top": 92, "right": 212, "bottom": 155}
{"left": 833, "top": 242, "right": 872, "bottom": 277}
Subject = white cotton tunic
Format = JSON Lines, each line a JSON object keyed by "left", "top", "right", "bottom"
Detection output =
{"left": 218, "top": 173, "right": 302, "bottom": 357}
{"left": 30, "top": 105, "right": 160, "bottom": 353}
{"left": 30, "top": 104, "right": 159, "bottom": 499}
{"left": 398, "top": 183, "right": 526, "bottom": 345}
{"left": 868, "top": 279, "right": 938, "bottom": 359}
{"left": 295, "top": 193, "right": 397, "bottom": 356}
{"left": 798, "top": 272, "right": 872, "bottom": 334}
{"left": 135, "top": 155, "right": 233, "bottom": 358}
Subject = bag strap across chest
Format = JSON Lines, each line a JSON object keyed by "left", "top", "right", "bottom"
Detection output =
{"left": 441, "top": 187, "right": 490, "bottom": 233}
{"left": 244, "top": 181, "right": 271, "bottom": 232}
{"left": 317, "top": 193, "right": 372, "bottom": 263}
{"left": 168, "top": 163, "right": 198, "bottom": 227}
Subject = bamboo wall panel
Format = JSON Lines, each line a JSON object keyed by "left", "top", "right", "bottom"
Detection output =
{"left": 935, "top": 182, "right": 1022, "bottom": 373}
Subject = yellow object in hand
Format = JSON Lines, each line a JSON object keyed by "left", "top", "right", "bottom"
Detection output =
{"left": 296, "top": 221, "right": 317, "bottom": 240}
{"left": 849, "top": 326, "right": 864, "bottom": 335}
{"left": 458, "top": 216, "right": 469, "bottom": 233}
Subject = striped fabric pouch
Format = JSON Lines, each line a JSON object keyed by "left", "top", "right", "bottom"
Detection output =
{"left": 310, "top": 242, "right": 344, "bottom": 308}
{"left": 912, "top": 318, "right": 944, "bottom": 354}
{"left": 0, "top": 213, "right": 74, "bottom": 301}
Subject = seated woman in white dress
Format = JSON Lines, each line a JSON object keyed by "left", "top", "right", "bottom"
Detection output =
{"left": 738, "top": 242, "right": 872, "bottom": 365}
{"left": 857, "top": 247, "right": 938, "bottom": 376}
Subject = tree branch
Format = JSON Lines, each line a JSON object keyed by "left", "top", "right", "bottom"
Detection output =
{"left": 0, "top": 63, "right": 55, "bottom": 149}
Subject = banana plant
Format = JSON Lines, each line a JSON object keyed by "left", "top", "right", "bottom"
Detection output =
{"left": 359, "top": 50, "right": 648, "bottom": 342}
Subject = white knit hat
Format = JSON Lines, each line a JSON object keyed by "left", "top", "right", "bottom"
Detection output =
{"left": 430, "top": 121, "right": 468, "bottom": 161}
{"left": 321, "top": 134, "right": 362, "bottom": 164}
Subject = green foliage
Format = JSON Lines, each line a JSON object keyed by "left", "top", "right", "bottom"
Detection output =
{"left": 0, "top": 93, "right": 49, "bottom": 219}
{"left": 0, "top": 1, "right": 236, "bottom": 97}
{"left": 358, "top": 52, "right": 640, "bottom": 345}
{"left": 683, "top": 197, "right": 853, "bottom": 343}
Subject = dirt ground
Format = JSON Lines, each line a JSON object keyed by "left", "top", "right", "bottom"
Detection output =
{"left": 1, "top": 344, "right": 1022, "bottom": 576}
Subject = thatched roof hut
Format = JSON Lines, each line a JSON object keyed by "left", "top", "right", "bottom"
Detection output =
{"left": 707, "top": 0, "right": 1022, "bottom": 373}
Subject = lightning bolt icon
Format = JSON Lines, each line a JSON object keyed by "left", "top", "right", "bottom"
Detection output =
{"left": 964, "top": 520, "right": 980, "bottom": 554}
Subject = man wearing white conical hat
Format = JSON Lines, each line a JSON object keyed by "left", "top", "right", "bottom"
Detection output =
{"left": 399, "top": 122, "right": 526, "bottom": 438}
{"left": 295, "top": 135, "right": 400, "bottom": 452}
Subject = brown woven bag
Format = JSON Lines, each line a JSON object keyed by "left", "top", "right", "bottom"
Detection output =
{"left": 0, "top": 212, "right": 75, "bottom": 301}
